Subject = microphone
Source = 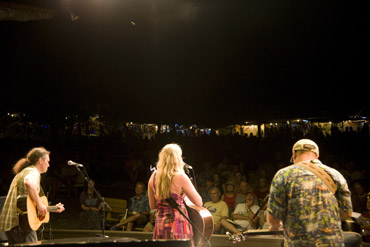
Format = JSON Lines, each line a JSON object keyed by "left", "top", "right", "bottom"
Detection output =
{"left": 67, "top": 160, "right": 84, "bottom": 167}
{"left": 150, "top": 164, "right": 156, "bottom": 173}
{"left": 184, "top": 162, "right": 193, "bottom": 169}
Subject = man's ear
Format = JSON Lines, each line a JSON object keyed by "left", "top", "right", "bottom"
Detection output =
{"left": 292, "top": 154, "right": 296, "bottom": 161}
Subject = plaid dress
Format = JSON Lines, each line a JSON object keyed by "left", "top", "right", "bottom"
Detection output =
{"left": 152, "top": 174, "right": 193, "bottom": 246}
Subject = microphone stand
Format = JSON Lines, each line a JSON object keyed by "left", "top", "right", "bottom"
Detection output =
{"left": 47, "top": 192, "right": 53, "bottom": 240}
{"left": 73, "top": 164, "right": 111, "bottom": 238}
{"left": 251, "top": 195, "right": 269, "bottom": 229}
{"left": 184, "top": 166, "right": 197, "bottom": 190}
{"left": 39, "top": 191, "right": 53, "bottom": 240}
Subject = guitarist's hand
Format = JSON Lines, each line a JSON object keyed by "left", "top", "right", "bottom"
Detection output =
{"left": 37, "top": 202, "right": 48, "bottom": 218}
{"left": 55, "top": 203, "right": 65, "bottom": 213}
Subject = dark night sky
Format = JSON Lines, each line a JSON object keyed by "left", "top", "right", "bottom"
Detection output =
{"left": 0, "top": 0, "right": 368, "bottom": 125}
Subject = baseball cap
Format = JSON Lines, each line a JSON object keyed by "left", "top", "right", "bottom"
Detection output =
{"left": 290, "top": 139, "right": 319, "bottom": 162}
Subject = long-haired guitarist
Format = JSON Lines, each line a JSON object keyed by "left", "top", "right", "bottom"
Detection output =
{"left": 0, "top": 147, "right": 65, "bottom": 244}
{"left": 147, "top": 143, "right": 203, "bottom": 247}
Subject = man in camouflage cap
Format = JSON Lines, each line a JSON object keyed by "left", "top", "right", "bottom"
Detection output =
{"left": 267, "top": 139, "right": 353, "bottom": 247}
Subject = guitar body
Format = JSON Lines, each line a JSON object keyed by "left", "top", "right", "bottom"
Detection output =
{"left": 184, "top": 197, "right": 214, "bottom": 247}
{"left": 17, "top": 195, "right": 50, "bottom": 231}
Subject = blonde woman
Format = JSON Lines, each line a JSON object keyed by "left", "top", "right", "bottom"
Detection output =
{"left": 148, "top": 143, "right": 202, "bottom": 246}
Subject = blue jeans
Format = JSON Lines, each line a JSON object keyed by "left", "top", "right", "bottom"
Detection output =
{"left": 5, "top": 226, "right": 37, "bottom": 245}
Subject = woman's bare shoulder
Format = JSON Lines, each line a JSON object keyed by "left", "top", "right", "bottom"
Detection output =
{"left": 148, "top": 172, "right": 156, "bottom": 188}
{"left": 173, "top": 171, "right": 187, "bottom": 179}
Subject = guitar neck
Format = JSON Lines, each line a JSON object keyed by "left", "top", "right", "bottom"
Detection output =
{"left": 47, "top": 206, "right": 60, "bottom": 212}
{"left": 243, "top": 229, "right": 283, "bottom": 236}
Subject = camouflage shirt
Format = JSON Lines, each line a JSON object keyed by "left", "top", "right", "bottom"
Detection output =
{"left": 267, "top": 159, "right": 352, "bottom": 247}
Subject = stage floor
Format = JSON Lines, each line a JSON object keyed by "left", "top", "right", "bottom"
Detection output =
{"left": 33, "top": 229, "right": 284, "bottom": 247}
{"left": 10, "top": 236, "right": 191, "bottom": 247}
{"left": 12, "top": 229, "right": 369, "bottom": 247}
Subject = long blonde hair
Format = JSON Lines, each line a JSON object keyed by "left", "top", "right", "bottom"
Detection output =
{"left": 155, "top": 143, "right": 184, "bottom": 199}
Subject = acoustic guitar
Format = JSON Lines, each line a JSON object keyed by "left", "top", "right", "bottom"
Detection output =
{"left": 17, "top": 195, "right": 60, "bottom": 231}
{"left": 184, "top": 197, "right": 214, "bottom": 247}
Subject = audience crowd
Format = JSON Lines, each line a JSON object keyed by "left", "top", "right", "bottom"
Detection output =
{"left": 0, "top": 122, "right": 369, "bottom": 241}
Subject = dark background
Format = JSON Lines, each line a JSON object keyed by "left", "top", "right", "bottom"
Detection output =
{"left": 1, "top": 1, "right": 370, "bottom": 231}
{"left": 1, "top": 0, "right": 369, "bottom": 126}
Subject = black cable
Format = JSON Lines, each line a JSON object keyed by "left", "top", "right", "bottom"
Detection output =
{"left": 165, "top": 197, "right": 211, "bottom": 247}
{"left": 251, "top": 196, "right": 269, "bottom": 225}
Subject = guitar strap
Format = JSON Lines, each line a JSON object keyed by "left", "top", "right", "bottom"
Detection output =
{"left": 14, "top": 173, "right": 27, "bottom": 215}
{"left": 296, "top": 160, "right": 337, "bottom": 195}
{"left": 39, "top": 186, "right": 45, "bottom": 197}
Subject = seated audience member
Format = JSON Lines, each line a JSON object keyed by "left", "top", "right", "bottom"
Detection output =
{"left": 258, "top": 197, "right": 270, "bottom": 229}
{"left": 124, "top": 154, "right": 144, "bottom": 186}
{"left": 230, "top": 170, "right": 247, "bottom": 194}
{"left": 79, "top": 180, "right": 103, "bottom": 230}
{"left": 221, "top": 181, "right": 237, "bottom": 211}
{"left": 200, "top": 177, "right": 213, "bottom": 203}
{"left": 143, "top": 209, "right": 157, "bottom": 232}
{"left": 212, "top": 173, "right": 224, "bottom": 194}
{"left": 235, "top": 180, "right": 253, "bottom": 206}
{"left": 198, "top": 161, "right": 213, "bottom": 184}
{"left": 360, "top": 193, "right": 370, "bottom": 242}
{"left": 232, "top": 191, "right": 260, "bottom": 229}
{"left": 351, "top": 180, "right": 368, "bottom": 213}
{"left": 111, "top": 182, "right": 150, "bottom": 231}
{"left": 254, "top": 177, "right": 270, "bottom": 207}
{"left": 220, "top": 191, "right": 260, "bottom": 235}
{"left": 204, "top": 187, "right": 229, "bottom": 234}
